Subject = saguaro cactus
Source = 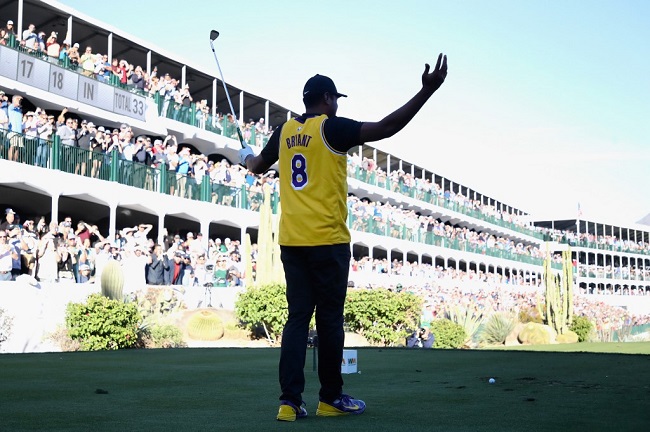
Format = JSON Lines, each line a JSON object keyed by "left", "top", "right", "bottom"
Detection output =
{"left": 543, "top": 244, "right": 574, "bottom": 335}
{"left": 256, "top": 184, "right": 284, "bottom": 285}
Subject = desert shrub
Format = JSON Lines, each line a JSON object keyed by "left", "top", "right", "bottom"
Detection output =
{"left": 235, "top": 284, "right": 420, "bottom": 346}
{"left": 480, "top": 313, "right": 516, "bottom": 345}
{"left": 236, "top": 283, "right": 291, "bottom": 343}
{"left": 569, "top": 315, "right": 594, "bottom": 342}
{"left": 139, "top": 323, "right": 186, "bottom": 348}
{"left": 0, "top": 307, "right": 13, "bottom": 348}
{"left": 344, "top": 288, "right": 421, "bottom": 346}
{"left": 518, "top": 306, "right": 543, "bottom": 324}
{"left": 65, "top": 293, "right": 141, "bottom": 351}
{"left": 46, "top": 327, "right": 81, "bottom": 352}
{"left": 136, "top": 287, "right": 184, "bottom": 320}
{"left": 445, "top": 303, "right": 484, "bottom": 344}
{"left": 430, "top": 318, "right": 467, "bottom": 349}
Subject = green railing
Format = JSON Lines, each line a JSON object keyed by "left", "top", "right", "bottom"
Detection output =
{"left": 347, "top": 212, "right": 562, "bottom": 269}
{"left": 0, "top": 128, "right": 280, "bottom": 212}
{"left": 7, "top": 37, "right": 264, "bottom": 148}
{"left": 152, "top": 93, "right": 270, "bottom": 147}
{"left": 559, "top": 239, "right": 650, "bottom": 257}
{"left": 578, "top": 267, "right": 649, "bottom": 282}
{"left": 5, "top": 39, "right": 643, "bottom": 263}
{"left": 0, "top": 128, "right": 629, "bottom": 270}
{"left": 349, "top": 165, "right": 547, "bottom": 241}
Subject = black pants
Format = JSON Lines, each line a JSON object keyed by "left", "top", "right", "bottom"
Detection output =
{"left": 279, "top": 243, "right": 351, "bottom": 405}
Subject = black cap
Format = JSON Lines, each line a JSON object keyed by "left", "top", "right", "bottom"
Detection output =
{"left": 303, "top": 74, "right": 347, "bottom": 98}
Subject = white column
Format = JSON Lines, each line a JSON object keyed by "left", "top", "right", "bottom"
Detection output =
{"left": 157, "top": 213, "right": 165, "bottom": 247}
{"left": 181, "top": 65, "right": 187, "bottom": 88}
{"left": 200, "top": 220, "right": 211, "bottom": 249}
{"left": 67, "top": 16, "right": 73, "bottom": 45}
{"left": 50, "top": 192, "right": 60, "bottom": 224}
{"left": 146, "top": 50, "right": 152, "bottom": 76}
{"left": 239, "top": 91, "right": 245, "bottom": 124}
{"left": 17, "top": 0, "right": 24, "bottom": 39}
{"left": 212, "top": 79, "right": 218, "bottom": 119}
{"left": 108, "top": 202, "right": 117, "bottom": 242}
{"left": 107, "top": 33, "right": 113, "bottom": 62}
{"left": 265, "top": 100, "right": 270, "bottom": 126}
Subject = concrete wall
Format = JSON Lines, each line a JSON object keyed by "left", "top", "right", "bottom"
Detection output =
{"left": 0, "top": 280, "right": 244, "bottom": 354}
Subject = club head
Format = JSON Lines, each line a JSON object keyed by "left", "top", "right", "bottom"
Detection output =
{"left": 210, "top": 30, "right": 220, "bottom": 41}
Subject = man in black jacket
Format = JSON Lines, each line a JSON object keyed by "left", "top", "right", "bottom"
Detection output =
{"left": 146, "top": 244, "right": 168, "bottom": 285}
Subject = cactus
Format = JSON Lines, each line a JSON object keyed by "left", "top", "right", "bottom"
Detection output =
{"left": 243, "top": 233, "right": 253, "bottom": 287}
{"left": 256, "top": 183, "right": 284, "bottom": 285}
{"left": 100, "top": 260, "right": 124, "bottom": 301}
{"left": 543, "top": 244, "right": 574, "bottom": 335}
{"left": 186, "top": 309, "right": 224, "bottom": 341}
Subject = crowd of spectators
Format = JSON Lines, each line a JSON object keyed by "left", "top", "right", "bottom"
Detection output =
{"left": 396, "top": 279, "right": 650, "bottom": 336}
{"left": 348, "top": 195, "right": 558, "bottom": 264}
{"left": 347, "top": 153, "right": 650, "bottom": 256}
{"left": 1, "top": 203, "right": 647, "bottom": 294}
{"left": 0, "top": 207, "right": 247, "bottom": 294}
{"left": 347, "top": 152, "right": 536, "bottom": 231}
{"left": 2, "top": 205, "right": 649, "bottom": 334}
{"left": 578, "top": 264, "right": 650, "bottom": 283}
{"left": 1, "top": 18, "right": 649, "bottom": 305}
{"left": 349, "top": 257, "right": 543, "bottom": 288}
{"left": 1, "top": 17, "right": 273, "bottom": 144}
{"left": 2, "top": 16, "right": 648, "bottom": 257}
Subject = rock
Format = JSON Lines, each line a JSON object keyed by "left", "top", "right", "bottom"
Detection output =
{"left": 543, "top": 324, "right": 558, "bottom": 344}
{"left": 505, "top": 322, "right": 524, "bottom": 346}
{"left": 556, "top": 330, "right": 579, "bottom": 344}
{"left": 518, "top": 322, "right": 550, "bottom": 345}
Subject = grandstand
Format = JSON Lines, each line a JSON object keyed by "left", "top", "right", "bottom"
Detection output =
{"left": 0, "top": 0, "right": 649, "bottom": 319}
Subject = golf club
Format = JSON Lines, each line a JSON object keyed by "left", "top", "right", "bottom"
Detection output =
{"left": 209, "top": 30, "right": 246, "bottom": 149}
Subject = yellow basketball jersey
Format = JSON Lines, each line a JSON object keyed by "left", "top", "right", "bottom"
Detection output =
{"left": 278, "top": 114, "right": 350, "bottom": 246}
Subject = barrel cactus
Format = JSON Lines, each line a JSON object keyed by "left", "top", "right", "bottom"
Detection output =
{"left": 186, "top": 309, "right": 224, "bottom": 341}
{"left": 100, "top": 260, "right": 125, "bottom": 301}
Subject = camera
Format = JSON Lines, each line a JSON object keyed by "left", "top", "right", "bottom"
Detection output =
{"left": 418, "top": 328, "right": 427, "bottom": 337}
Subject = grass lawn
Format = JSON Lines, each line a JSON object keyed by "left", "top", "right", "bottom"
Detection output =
{"left": 1, "top": 345, "right": 649, "bottom": 431}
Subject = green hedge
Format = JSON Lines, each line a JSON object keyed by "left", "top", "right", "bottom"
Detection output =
{"left": 235, "top": 285, "right": 421, "bottom": 346}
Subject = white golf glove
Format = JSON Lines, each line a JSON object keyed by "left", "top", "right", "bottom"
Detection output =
{"left": 239, "top": 144, "right": 254, "bottom": 166}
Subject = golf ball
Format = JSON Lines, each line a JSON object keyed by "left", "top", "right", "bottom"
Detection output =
{"left": 489, "top": 378, "right": 495, "bottom": 384}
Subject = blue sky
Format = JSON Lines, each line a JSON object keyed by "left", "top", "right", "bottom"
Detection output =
{"left": 58, "top": 0, "right": 650, "bottom": 226}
